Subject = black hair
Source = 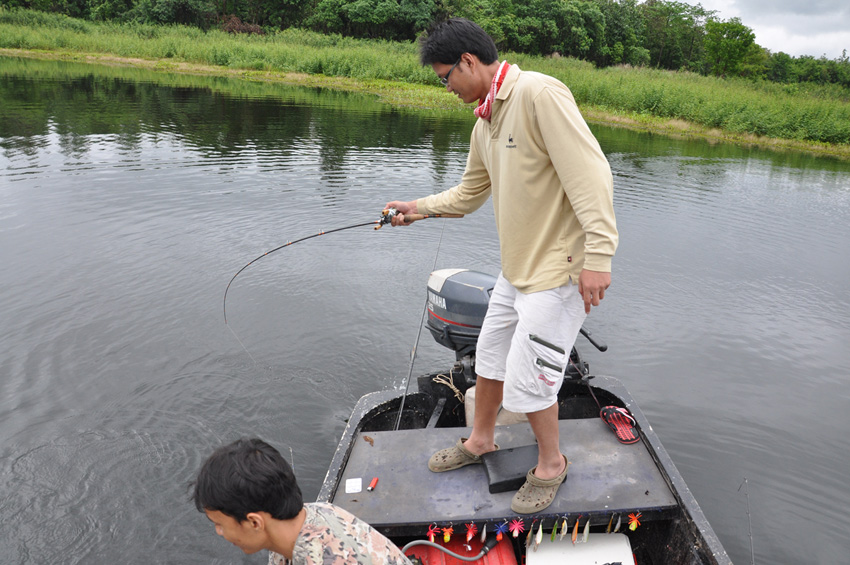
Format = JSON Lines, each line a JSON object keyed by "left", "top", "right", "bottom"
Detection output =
{"left": 192, "top": 438, "right": 303, "bottom": 522}
{"left": 419, "top": 18, "right": 498, "bottom": 66}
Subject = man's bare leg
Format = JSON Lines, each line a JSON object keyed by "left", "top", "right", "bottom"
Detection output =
{"left": 462, "top": 375, "right": 502, "bottom": 456}
{"left": 526, "top": 402, "right": 566, "bottom": 479}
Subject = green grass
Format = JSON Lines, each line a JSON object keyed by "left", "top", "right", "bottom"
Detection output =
{"left": 0, "top": 10, "right": 435, "bottom": 82}
{"left": 1, "top": 7, "right": 849, "bottom": 152}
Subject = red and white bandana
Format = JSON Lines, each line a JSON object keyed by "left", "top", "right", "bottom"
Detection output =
{"left": 474, "top": 60, "right": 510, "bottom": 121}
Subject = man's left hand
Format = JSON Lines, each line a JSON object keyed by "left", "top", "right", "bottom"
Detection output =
{"left": 578, "top": 269, "right": 611, "bottom": 314}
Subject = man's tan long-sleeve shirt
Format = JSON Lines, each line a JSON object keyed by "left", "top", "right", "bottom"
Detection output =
{"left": 417, "top": 65, "right": 618, "bottom": 293}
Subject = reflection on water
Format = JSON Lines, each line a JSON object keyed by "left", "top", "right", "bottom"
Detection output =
{"left": 2, "top": 56, "right": 850, "bottom": 564}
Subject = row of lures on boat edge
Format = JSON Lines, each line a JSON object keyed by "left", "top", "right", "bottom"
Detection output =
{"left": 426, "top": 512, "right": 641, "bottom": 550}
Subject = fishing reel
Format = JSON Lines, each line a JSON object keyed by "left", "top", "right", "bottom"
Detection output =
{"left": 375, "top": 208, "right": 398, "bottom": 230}
{"left": 375, "top": 208, "right": 463, "bottom": 230}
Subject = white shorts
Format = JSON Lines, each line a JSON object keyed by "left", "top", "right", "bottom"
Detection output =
{"left": 475, "top": 273, "right": 587, "bottom": 413}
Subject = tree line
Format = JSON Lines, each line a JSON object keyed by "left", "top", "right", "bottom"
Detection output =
{"left": 3, "top": 0, "right": 848, "bottom": 89}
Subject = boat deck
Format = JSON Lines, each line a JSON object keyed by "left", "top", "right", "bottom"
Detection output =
{"left": 330, "top": 418, "right": 678, "bottom": 530}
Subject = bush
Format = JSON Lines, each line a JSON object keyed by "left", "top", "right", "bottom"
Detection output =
{"left": 221, "top": 14, "right": 263, "bottom": 34}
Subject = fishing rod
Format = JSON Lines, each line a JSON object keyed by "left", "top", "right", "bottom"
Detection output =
{"left": 222, "top": 208, "right": 463, "bottom": 324}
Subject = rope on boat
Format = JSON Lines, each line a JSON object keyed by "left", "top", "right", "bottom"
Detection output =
{"left": 432, "top": 368, "right": 464, "bottom": 403}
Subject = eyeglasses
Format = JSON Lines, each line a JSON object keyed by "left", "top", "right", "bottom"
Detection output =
{"left": 440, "top": 58, "right": 462, "bottom": 86}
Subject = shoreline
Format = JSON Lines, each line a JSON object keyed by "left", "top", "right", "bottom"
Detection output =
{"left": 3, "top": 47, "right": 849, "bottom": 160}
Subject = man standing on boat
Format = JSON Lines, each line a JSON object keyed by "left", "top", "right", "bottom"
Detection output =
{"left": 385, "top": 18, "right": 618, "bottom": 514}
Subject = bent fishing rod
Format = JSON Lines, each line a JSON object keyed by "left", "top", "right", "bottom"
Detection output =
{"left": 222, "top": 208, "right": 463, "bottom": 324}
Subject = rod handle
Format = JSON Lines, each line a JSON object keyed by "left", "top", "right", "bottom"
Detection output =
{"left": 405, "top": 213, "right": 464, "bottom": 222}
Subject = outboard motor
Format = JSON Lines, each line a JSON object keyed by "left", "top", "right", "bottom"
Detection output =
{"left": 425, "top": 268, "right": 599, "bottom": 385}
{"left": 425, "top": 269, "right": 496, "bottom": 383}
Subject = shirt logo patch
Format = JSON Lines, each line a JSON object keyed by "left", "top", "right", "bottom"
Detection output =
{"left": 506, "top": 133, "right": 517, "bottom": 149}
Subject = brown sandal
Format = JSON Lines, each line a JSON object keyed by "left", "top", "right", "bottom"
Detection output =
{"left": 428, "top": 437, "right": 499, "bottom": 472}
{"left": 510, "top": 454, "right": 569, "bottom": 514}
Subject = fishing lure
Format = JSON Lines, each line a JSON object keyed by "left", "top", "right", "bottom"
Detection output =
{"left": 465, "top": 523, "right": 478, "bottom": 543}
{"left": 524, "top": 521, "right": 534, "bottom": 547}
{"left": 533, "top": 521, "right": 544, "bottom": 551}
{"left": 443, "top": 525, "right": 454, "bottom": 543}
{"left": 480, "top": 523, "right": 487, "bottom": 544}
{"left": 582, "top": 517, "right": 590, "bottom": 543}
{"left": 559, "top": 517, "right": 569, "bottom": 541}
{"left": 572, "top": 515, "right": 581, "bottom": 544}
{"left": 551, "top": 521, "right": 557, "bottom": 543}
{"left": 614, "top": 514, "right": 622, "bottom": 533}
{"left": 607, "top": 514, "right": 615, "bottom": 534}
{"left": 509, "top": 519, "right": 525, "bottom": 538}
{"left": 495, "top": 521, "right": 509, "bottom": 542}
{"left": 628, "top": 512, "right": 642, "bottom": 531}
{"left": 427, "top": 524, "right": 441, "bottom": 543}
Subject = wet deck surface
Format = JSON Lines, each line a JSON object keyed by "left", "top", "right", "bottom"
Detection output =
{"left": 331, "top": 419, "right": 677, "bottom": 527}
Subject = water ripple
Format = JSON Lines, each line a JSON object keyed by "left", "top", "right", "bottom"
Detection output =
{"left": 3, "top": 58, "right": 850, "bottom": 565}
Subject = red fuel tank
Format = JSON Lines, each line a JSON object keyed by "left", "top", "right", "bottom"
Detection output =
{"left": 405, "top": 536, "right": 517, "bottom": 565}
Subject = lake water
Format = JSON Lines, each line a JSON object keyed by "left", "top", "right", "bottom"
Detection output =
{"left": 1, "top": 56, "right": 849, "bottom": 564}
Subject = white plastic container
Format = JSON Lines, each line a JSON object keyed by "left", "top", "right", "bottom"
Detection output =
{"left": 525, "top": 533, "right": 634, "bottom": 565}
{"left": 464, "top": 385, "right": 529, "bottom": 426}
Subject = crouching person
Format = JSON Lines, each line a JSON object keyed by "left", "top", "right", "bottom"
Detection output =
{"left": 193, "top": 437, "right": 411, "bottom": 565}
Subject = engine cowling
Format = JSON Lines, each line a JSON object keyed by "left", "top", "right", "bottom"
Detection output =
{"left": 425, "top": 269, "right": 496, "bottom": 359}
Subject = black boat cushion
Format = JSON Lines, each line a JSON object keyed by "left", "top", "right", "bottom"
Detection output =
{"left": 481, "top": 444, "right": 539, "bottom": 493}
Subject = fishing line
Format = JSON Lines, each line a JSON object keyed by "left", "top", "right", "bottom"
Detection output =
{"left": 738, "top": 477, "right": 755, "bottom": 565}
{"left": 227, "top": 323, "right": 258, "bottom": 363}
{"left": 288, "top": 445, "right": 295, "bottom": 473}
{"left": 394, "top": 217, "right": 450, "bottom": 431}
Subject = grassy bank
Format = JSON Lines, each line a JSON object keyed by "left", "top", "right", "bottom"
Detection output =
{"left": 1, "top": 8, "right": 850, "bottom": 158}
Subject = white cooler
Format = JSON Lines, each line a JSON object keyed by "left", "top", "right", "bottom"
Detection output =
{"left": 525, "top": 533, "right": 634, "bottom": 565}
